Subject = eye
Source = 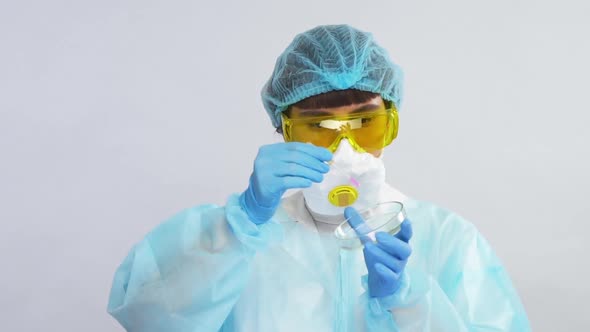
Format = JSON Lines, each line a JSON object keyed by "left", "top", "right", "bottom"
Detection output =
{"left": 361, "top": 117, "right": 373, "bottom": 124}
{"left": 307, "top": 122, "right": 323, "bottom": 129}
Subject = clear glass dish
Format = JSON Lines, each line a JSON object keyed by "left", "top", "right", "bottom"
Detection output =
{"left": 334, "top": 201, "right": 406, "bottom": 250}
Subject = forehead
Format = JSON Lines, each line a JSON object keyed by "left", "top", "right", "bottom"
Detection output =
{"left": 289, "top": 96, "right": 385, "bottom": 117}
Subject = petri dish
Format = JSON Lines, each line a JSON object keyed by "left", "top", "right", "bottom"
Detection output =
{"left": 334, "top": 201, "right": 407, "bottom": 250}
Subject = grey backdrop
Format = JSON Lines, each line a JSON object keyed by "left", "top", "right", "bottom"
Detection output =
{"left": 1, "top": 0, "right": 588, "bottom": 331}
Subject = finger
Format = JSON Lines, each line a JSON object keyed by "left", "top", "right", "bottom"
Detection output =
{"left": 371, "top": 263, "right": 399, "bottom": 296}
{"left": 274, "top": 162, "right": 324, "bottom": 183}
{"left": 395, "top": 219, "right": 413, "bottom": 243}
{"left": 278, "top": 177, "right": 313, "bottom": 191}
{"left": 285, "top": 142, "right": 333, "bottom": 162}
{"left": 374, "top": 263, "right": 399, "bottom": 283}
{"left": 344, "top": 207, "right": 372, "bottom": 244}
{"left": 368, "top": 263, "right": 399, "bottom": 297}
{"left": 375, "top": 232, "right": 412, "bottom": 260}
{"left": 344, "top": 207, "right": 363, "bottom": 229}
{"left": 364, "top": 242, "right": 405, "bottom": 274}
{"left": 278, "top": 150, "right": 330, "bottom": 174}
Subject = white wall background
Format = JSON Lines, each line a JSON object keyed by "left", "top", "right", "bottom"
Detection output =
{"left": 1, "top": 0, "right": 588, "bottom": 330}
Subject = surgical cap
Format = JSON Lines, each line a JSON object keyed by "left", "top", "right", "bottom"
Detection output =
{"left": 261, "top": 24, "right": 404, "bottom": 128}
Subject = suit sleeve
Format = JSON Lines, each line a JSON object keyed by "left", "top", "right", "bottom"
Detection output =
{"left": 434, "top": 212, "right": 531, "bottom": 331}
{"left": 107, "top": 194, "right": 283, "bottom": 332}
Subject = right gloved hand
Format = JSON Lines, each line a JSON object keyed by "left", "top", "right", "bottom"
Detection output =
{"left": 344, "top": 207, "right": 413, "bottom": 298}
{"left": 239, "top": 142, "right": 333, "bottom": 224}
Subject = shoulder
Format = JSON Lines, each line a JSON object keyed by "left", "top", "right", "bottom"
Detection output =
{"left": 403, "top": 198, "right": 496, "bottom": 276}
{"left": 403, "top": 197, "right": 483, "bottom": 257}
{"left": 404, "top": 197, "right": 478, "bottom": 234}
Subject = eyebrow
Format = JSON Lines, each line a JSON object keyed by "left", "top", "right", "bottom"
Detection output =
{"left": 298, "top": 103, "right": 382, "bottom": 117}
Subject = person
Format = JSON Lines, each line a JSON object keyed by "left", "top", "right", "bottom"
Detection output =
{"left": 107, "top": 24, "right": 531, "bottom": 331}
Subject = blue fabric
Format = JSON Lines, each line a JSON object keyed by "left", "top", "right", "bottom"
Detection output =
{"left": 261, "top": 24, "right": 404, "bottom": 128}
{"left": 107, "top": 192, "right": 530, "bottom": 331}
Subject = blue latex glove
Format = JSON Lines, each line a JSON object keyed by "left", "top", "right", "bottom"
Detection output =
{"left": 344, "top": 207, "right": 413, "bottom": 298}
{"left": 240, "top": 142, "right": 333, "bottom": 224}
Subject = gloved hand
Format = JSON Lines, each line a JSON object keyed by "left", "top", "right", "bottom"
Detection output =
{"left": 240, "top": 142, "right": 333, "bottom": 224}
{"left": 344, "top": 207, "right": 413, "bottom": 298}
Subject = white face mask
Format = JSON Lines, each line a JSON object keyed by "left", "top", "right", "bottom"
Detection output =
{"left": 302, "top": 139, "right": 386, "bottom": 216}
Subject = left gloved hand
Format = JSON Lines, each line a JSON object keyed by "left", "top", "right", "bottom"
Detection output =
{"left": 344, "top": 207, "right": 413, "bottom": 298}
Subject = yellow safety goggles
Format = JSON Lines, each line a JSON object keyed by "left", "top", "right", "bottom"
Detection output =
{"left": 281, "top": 102, "right": 399, "bottom": 153}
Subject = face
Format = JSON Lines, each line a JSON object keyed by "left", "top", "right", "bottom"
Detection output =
{"left": 287, "top": 96, "right": 386, "bottom": 157}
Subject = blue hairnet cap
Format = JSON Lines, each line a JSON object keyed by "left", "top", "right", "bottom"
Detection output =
{"left": 261, "top": 24, "right": 404, "bottom": 128}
